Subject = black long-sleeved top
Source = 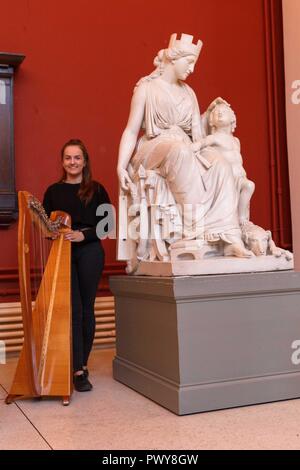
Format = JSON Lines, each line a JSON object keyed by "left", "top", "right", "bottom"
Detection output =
{"left": 43, "top": 181, "right": 111, "bottom": 243}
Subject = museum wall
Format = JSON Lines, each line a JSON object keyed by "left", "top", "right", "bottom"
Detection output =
{"left": 0, "top": 0, "right": 291, "bottom": 299}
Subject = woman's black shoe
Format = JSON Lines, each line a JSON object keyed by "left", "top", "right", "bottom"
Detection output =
{"left": 73, "top": 374, "right": 92, "bottom": 392}
{"left": 83, "top": 368, "right": 89, "bottom": 378}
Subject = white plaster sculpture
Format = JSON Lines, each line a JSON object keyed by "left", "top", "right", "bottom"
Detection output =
{"left": 117, "top": 33, "right": 293, "bottom": 275}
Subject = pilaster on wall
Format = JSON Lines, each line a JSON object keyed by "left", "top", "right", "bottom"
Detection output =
{"left": 263, "top": 0, "right": 292, "bottom": 250}
{"left": 282, "top": 0, "right": 300, "bottom": 270}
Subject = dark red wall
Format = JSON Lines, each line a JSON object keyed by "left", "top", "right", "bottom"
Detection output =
{"left": 0, "top": 0, "right": 290, "bottom": 296}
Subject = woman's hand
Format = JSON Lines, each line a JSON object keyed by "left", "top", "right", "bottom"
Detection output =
{"left": 118, "top": 167, "right": 133, "bottom": 192}
{"left": 64, "top": 230, "right": 85, "bottom": 242}
{"left": 46, "top": 231, "right": 60, "bottom": 240}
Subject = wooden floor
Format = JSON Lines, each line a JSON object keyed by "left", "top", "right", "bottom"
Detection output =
{"left": 1, "top": 349, "right": 300, "bottom": 450}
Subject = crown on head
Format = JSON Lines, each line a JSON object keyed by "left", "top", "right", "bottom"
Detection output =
{"left": 168, "top": 33, "right": 203, "bottom": 57}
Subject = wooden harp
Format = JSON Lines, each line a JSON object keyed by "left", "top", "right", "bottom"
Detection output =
{"left": 6, "top": 191, "right": 72, "bottom": 406}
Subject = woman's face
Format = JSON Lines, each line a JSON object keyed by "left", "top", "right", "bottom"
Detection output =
{"left": 62, "top": 145, "right": 85, "bottom": 179}
{"left": 173, "top": 55, "right": 197, "bottom": 81}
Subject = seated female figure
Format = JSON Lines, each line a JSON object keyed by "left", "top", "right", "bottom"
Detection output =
{"left": 117, "top": 33, "right": 252, "bottom": 266}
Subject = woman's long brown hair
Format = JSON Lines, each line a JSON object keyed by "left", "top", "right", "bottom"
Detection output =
{"left": 60, "top": 139, "right": 95, "bottom": 204}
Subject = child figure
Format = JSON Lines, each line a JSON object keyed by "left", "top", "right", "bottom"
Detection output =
{"left": 199, "top": 97, "right": 255, "bottom": 225}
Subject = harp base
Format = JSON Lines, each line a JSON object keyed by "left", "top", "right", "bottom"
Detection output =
{"left": 5, "top": 394, "right": 72, "bottom": 406}
{"left": 5, "top": 394, "right": 23, "bottom": 404}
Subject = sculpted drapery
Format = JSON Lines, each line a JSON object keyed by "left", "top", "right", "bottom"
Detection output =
{"left": 130, "top": 78, "right": 240, "bottom": 240}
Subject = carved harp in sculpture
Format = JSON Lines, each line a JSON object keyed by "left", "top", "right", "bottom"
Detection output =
{"left": 6, "top": 191, "right": 72, "bottom": 405}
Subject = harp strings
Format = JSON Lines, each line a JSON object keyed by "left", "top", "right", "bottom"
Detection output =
{"left": 30, "top": 215, "right": 53, "bottom": 357}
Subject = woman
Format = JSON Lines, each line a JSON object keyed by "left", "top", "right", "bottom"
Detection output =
{"left": 43, "top": 139, "right": 111, "bottom": 392}
{"left": 117, "top": 33, "right": 251, "bottom": 260}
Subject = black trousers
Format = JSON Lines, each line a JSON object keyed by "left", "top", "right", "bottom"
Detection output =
{"left": 71, "top": 241, "right": 104, "bottom": 372}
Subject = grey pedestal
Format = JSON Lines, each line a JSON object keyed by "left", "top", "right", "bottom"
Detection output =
{"left": 110, "top": 271, "right": 300, "bottom": 415}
